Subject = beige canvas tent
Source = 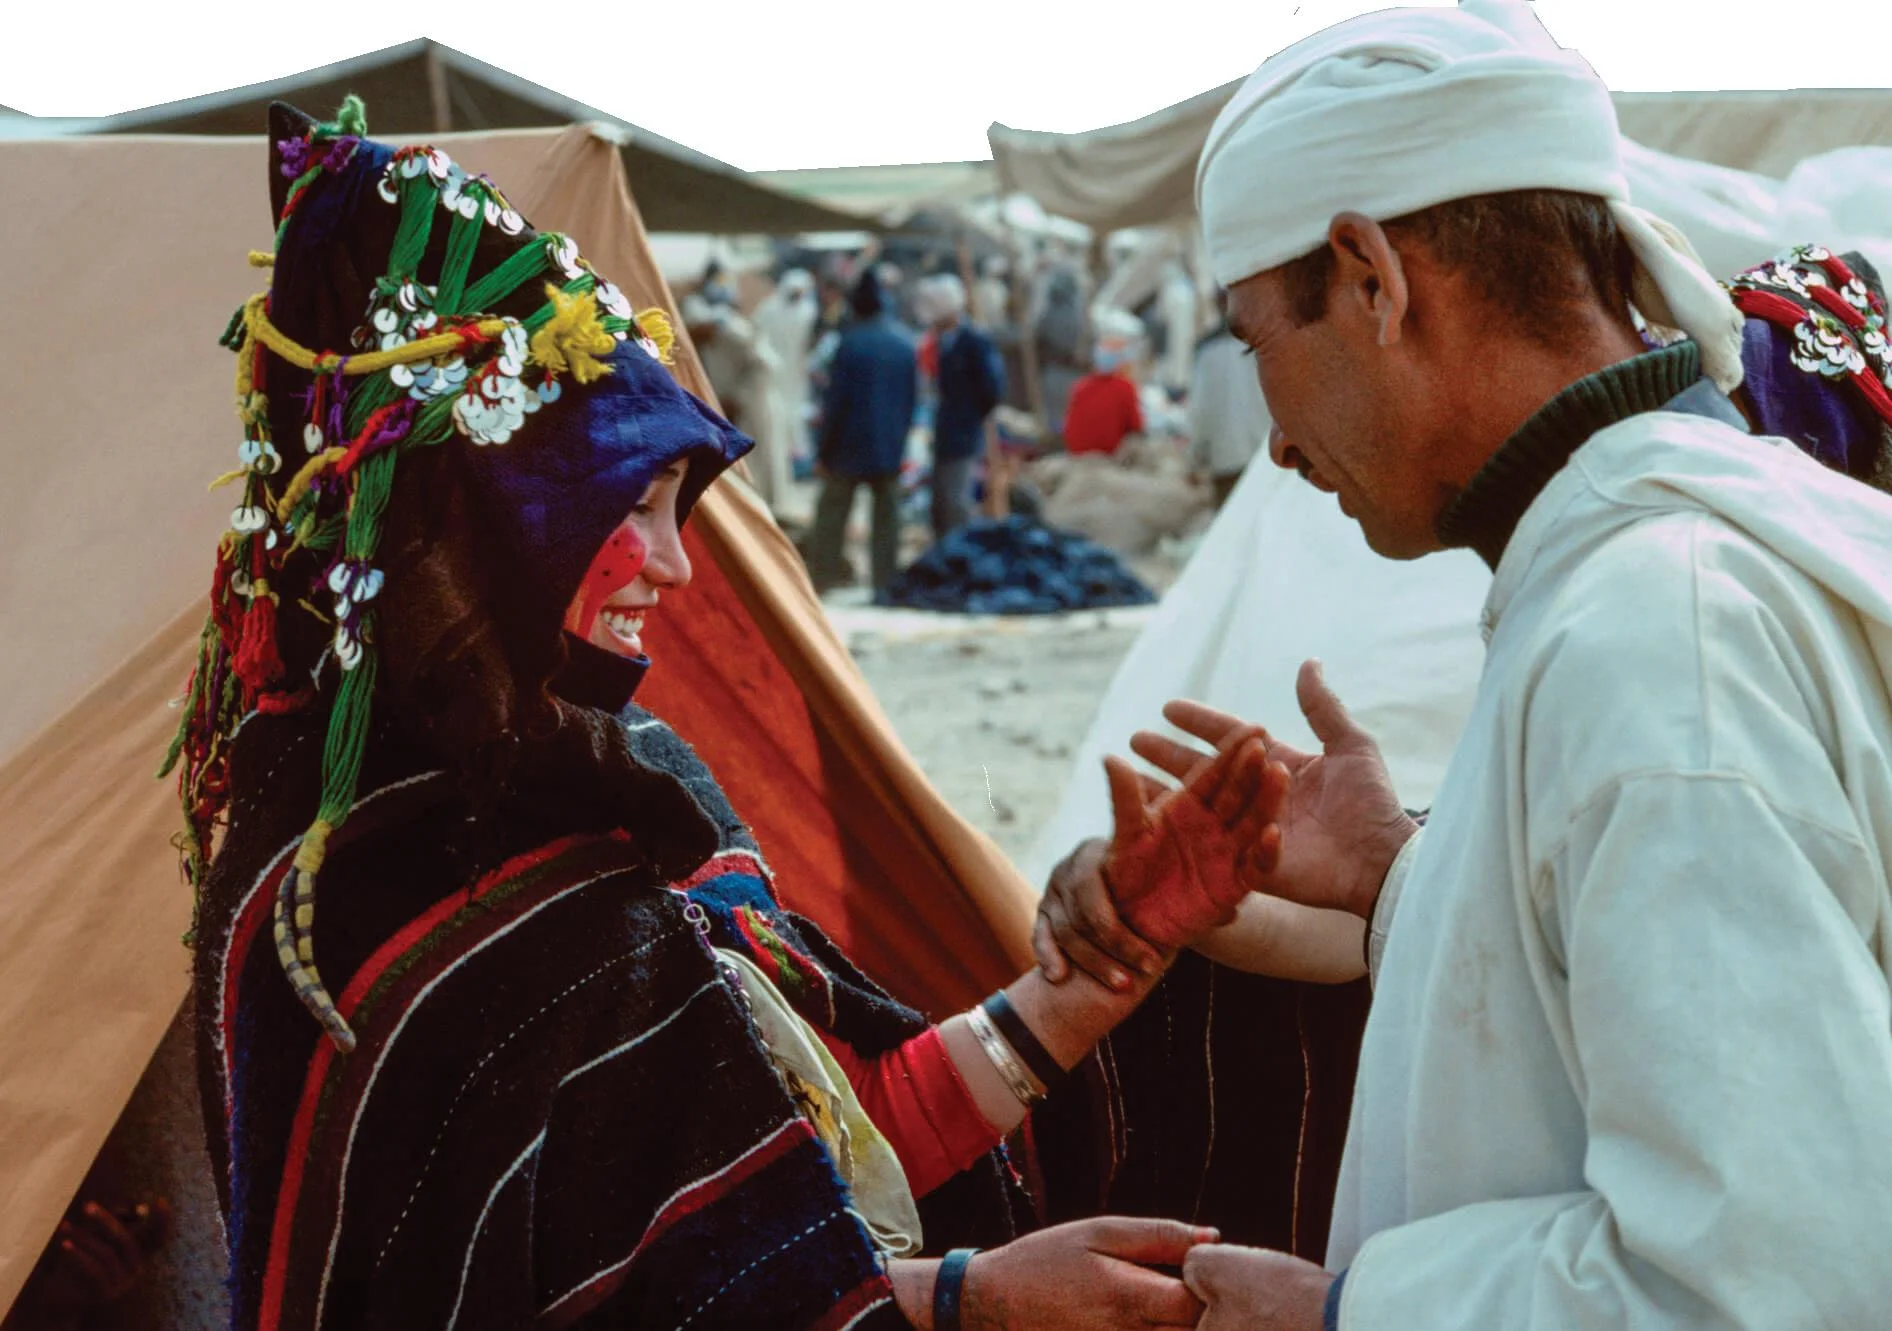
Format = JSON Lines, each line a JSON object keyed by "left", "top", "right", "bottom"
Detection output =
{"left": 0, "top": 39, "right": 876, "bottom": 237}
{"left": 0, "top": 123, "right": 1036, "bottom": 1317}
{"left": 989, "top": 82, "right": 1892, "bottom": 231}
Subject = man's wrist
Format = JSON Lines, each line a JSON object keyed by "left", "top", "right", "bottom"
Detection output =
{"left": 1323, "top": 1268, "right": 1348, "bottom": 1331}
{"left": 1347, "top": 816, "right": 1420, "bottom": 920}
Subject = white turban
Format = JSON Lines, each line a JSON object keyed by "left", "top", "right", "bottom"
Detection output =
{"left": 1197, "top": 0, "right": 1745, "bottom": 391}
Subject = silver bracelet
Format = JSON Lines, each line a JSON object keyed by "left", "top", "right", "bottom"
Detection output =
{"left": 965, "top": 1003, "right": 1045, "bottom": 1107}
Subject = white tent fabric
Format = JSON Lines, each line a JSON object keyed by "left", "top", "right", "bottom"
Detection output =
{"left": 990, "top": 85, "right": 1892, "bottom": 234}
{"left": 1023, "top": 143, "right": 1892, "bottom": 886}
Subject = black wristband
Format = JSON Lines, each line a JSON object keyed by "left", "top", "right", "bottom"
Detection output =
{"left": 982, "top": 991, "right": 1064, "bottom": 1092}
{"left": 934, "top": 1247, "right": 980, "bottom": 1331}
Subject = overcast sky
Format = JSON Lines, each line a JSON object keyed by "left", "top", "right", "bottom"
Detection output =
{"left": 5, "top": 1, "right": 1889, "bottom": 171}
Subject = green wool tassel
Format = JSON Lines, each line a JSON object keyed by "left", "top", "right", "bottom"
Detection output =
{"left": 157, "top": 617, "right": 217, "bottom": 781}
{"left": 324, "top": 95, "right": 368, "bottom": 141}
{"left": 462, "top": 239, "right": 557, "bottom": 316}
{"left": 315, "top": 633, "right": 378, "bottom": 828}
{"left": 387, "top": 173, "right": 438, "bottom": 281}
{"left": 433, "top": 207, "right": 486, "bottom": 316}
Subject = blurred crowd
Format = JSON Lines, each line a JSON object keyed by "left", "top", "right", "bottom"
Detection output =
{"left": 676, "top": 237, "right": 1273, "bottom": 596}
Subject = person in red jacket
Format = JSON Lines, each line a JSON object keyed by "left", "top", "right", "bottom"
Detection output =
{"left": 1062, "top": 338, "right": 1146, "bottom": 455}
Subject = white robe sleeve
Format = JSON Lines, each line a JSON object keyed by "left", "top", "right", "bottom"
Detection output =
{"left": 1365, "top": 829, "right": 1421, "bottom": 989}
{"left": 1340, "top": 771, "right": 1892, "bottom": 1330}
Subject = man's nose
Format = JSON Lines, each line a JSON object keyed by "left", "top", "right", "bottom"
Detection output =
{"left": 1269, "top": 424, "right": 1298, "bottom": 472}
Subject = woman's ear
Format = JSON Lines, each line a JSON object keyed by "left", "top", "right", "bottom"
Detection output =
{"left": 267, "top": 102, "right": 320, "bottom": 225}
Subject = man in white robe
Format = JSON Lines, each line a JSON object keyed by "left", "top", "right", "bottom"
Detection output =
{"left": 751, "top": 270, "right": 819, "bottom": 509}
{"left": 1035, "top": 3, "right": 1892, "bottom": 1328}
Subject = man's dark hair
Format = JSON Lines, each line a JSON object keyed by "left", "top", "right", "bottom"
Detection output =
{"left": 1278, "top": 189, "right": 1637, "bottom": 345}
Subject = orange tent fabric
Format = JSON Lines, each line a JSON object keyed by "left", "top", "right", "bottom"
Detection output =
{"left": 0, "top": 124, "right": 1034, "bottom": 1316}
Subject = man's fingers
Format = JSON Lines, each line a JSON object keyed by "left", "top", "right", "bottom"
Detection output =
{"left": 1297, "top": 658, "right": 1367, "bottom": 750}
{"left": 1161, "top": 699, "right": 1255, "bottom": 749}
{"left": 1104, "top": 755, "right": 1153, "bottom": 840}
{"left": 1044, "top": 868, "right": 1145, "bottom": 987}
{"left": 1087, "top": 1216, "right": 1221, "bottom": 1267}
{"left": 1130, "top": 730, "right": 1212, "bottom": 785}
{"left": 1072, "top": 874, "right": 1161, "bottom": 984}
{"left": 1182, "top": 1244, "right": 1240, "bottom": 1302}
{"left": 1031, "top": 912, "right": 1071, "bottom": 983}
{"left": 1106, "top": 1265, "right": 1206, "bottom": 1327}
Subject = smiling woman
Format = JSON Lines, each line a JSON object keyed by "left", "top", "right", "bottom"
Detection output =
{"left": 173, "top": 100, "right": 1294, "bottom": 1331}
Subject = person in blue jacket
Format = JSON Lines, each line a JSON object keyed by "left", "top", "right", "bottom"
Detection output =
{"left": 923, "top": 274, "right": 1007, "bottom": 536}
{"left": 805, "top": 270, "right": 917, "bottom": 593}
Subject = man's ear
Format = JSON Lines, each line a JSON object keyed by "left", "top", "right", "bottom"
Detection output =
{"left": 266, "top": 102, "right": 320, "bottom": 225}
{"left": 1327, "top": 212, "right": 1411, "bottom": 348}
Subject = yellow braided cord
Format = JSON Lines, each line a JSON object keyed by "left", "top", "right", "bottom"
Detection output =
{"left": 249, "top": 251, "right": 276, "bottom": 268}
{"left": 277, "top": 447, "right": 347, "bottom": 522}
{"left": 272, "top": 879, "right": 356, "bottom": 1053}
{"left": 243, "top": 293, "right": 511, "bottom": 377}
{"left": 232, "top": 311, "right": 268, "bottom": 427}
{"left": 527, "top": 284, "right": 616, "bottom": 385}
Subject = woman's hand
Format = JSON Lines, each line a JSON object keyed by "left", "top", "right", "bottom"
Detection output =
{"left": 1139, "top": 664, "right": 1416, "bottom": 922}
{"left": 1100, "top": 720, "right": 1288, "bottom": 953}
{"left": 968, "top": 1218, "right": 1217, "bottom": 1330}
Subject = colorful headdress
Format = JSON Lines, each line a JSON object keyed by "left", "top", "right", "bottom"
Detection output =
{"left": 1728, "top": 246, "right": 1892, "bottom": 457}
{"left": 161, "top": 99, "right": 748, "bottom": 1051}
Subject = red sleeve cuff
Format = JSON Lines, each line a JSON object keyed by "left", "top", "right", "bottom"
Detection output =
{"left": 820, "top": 1026, "right": 1004, "bottom": 1198}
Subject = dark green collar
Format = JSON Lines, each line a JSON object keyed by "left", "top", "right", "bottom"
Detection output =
{"left": 1436, "top": 342, "right": 1704, "bottom": 570}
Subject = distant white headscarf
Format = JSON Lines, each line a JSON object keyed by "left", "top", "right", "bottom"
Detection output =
{"left": 1197, "top": 0, "right": 1745, "bottom": 391}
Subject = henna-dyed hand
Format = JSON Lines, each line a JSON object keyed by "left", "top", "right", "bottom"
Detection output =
{"left": 1101, "top": 722, "right": 1288, "bottom": 951}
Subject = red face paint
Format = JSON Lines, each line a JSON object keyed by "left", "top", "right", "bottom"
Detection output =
{"left": 569, "top": 521, "right": 648, "bottom": 643}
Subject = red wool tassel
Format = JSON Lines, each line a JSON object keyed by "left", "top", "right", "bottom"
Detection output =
{"left": 234, "top": 590, "right": 284, "bottom": 693}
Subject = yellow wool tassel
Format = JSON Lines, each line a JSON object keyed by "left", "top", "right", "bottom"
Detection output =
{"left": 528, "top": 283, "right": 617, "bottom": 385}
{"left": 210, "top": 468, "right": 248, "bottom": 491}
{"left": 248, "top": 250, "right": 276, "bottom": 268}
{"left": 634, "top": 308, "right": 677, "bottom": 365}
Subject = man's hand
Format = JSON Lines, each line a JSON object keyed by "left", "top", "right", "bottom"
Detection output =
{"left": 967, "top": 1218, "right": 1217, "bottom": 1330}
{"left": 1137, "top": 661, "right": 1416, "bottom": 921}
{"left": 1036, "top": 837, "right": 1153, "bottom": 989}
{"left": 1184, "top": 1245, "right": 1334, "bottom": 1331}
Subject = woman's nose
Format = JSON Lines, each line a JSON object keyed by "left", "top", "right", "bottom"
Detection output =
{"left": 642, "top": 522, "right": 693, "bottom": 590}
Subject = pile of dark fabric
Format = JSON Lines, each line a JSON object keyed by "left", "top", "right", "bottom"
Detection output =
{"left": 879, "top": 516, "right": 1156, "bottom": 614}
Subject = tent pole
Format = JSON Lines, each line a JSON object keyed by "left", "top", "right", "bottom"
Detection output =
{"left": 425, "top": 44, "right": 453, "bottom": 134}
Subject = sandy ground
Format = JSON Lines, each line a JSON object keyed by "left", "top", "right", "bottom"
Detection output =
{"left": 829, "top": 595, "right": 1152, "bottom": 870}
{"left": 786, "top": 465, "right": 1195, "bottom": 874}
